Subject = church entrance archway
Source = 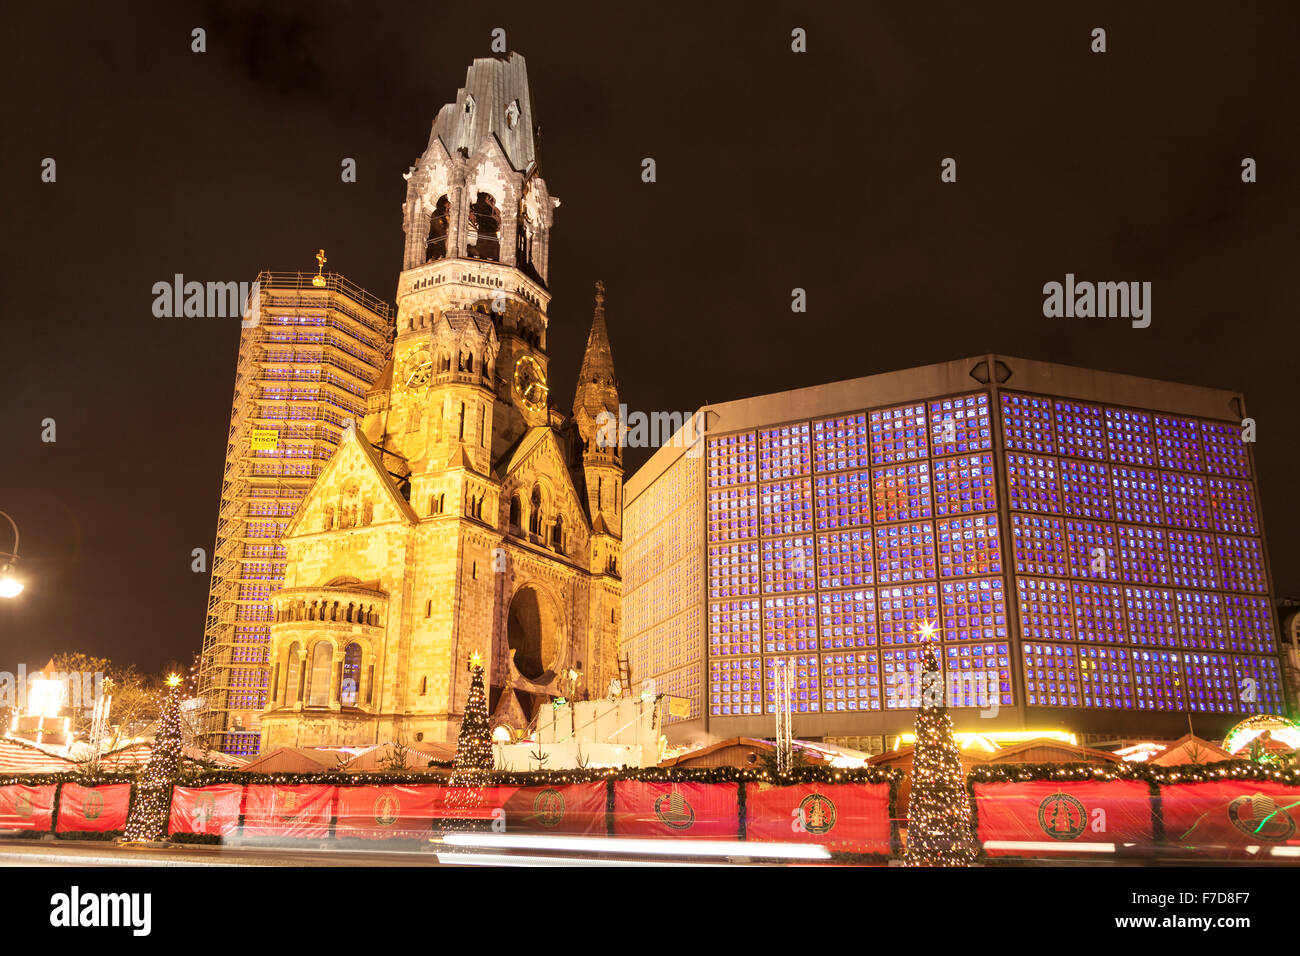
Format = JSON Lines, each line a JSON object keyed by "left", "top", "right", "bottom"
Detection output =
{"left": 507, "top": 585, "right": 561, "bottom": 681}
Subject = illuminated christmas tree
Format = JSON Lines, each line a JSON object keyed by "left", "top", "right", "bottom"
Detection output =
{"left": 122, "top": 674, "right": 184, "bottom": 842}
{"left": 904, "top": 637, "right": 977, "bottom": 866}
{"left": 444, "top": 653, "right": 493, "bottom": 832}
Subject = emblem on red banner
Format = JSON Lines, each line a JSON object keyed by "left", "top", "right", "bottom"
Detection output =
{"left": 82, "top": 791, "right": 104, "bottom": 822}
{"left": 276, "top": 790, "right": 301, "bottom": 821}
{"left": 1227, "top": 793, "right": 1296, "bottom": 841}
{"left": 1037, "top": 792, "right": 1087, "bottom": 840}
{"left": 799, "top": 793, "right": 837, "bottom": 834}
{"left": 15, "top": 793, "right": 33, "bottom": 818}
{"left": 654, "top": 788, "right": 696, "bottom": 830}
{"left": 532, "top": 788, "right": 566, "bottom": 827}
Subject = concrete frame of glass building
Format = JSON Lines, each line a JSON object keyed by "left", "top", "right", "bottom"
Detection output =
{"left": 197, "top": 271, "right": 393, "bottom": 756}
{"left": 621, "top": 354, "right": 1285, "bottom": 748}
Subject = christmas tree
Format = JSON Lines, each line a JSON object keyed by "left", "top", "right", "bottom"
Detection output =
{"left": 904, "top": 639, "right": 977, "bottom": 866}
{"left": 444, "top": 653, "right": 493, "bottom": 831}
{"left": 122, "top": 674, "right": 185, "bottom": 842}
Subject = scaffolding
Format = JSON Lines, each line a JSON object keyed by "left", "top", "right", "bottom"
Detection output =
{"left": 196, "top": 272, "right": 393, "bottom": 755}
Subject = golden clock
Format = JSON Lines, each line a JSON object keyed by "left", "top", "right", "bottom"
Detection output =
{"left": 514, "top": 354, "right": 549, "bottom": 411}
{"left": 403, "top": 349, "right": 432, "bottom": 388}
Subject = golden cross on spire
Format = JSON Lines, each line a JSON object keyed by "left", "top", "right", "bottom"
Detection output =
{"left": 312, "top": 249, "right": 327, "bottom": 287}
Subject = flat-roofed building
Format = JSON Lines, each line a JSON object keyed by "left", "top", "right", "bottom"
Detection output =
{"left": 622, "top": 355, "right": 1284, "bottom": 744}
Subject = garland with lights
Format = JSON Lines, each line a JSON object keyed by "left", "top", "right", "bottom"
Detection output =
{"left": 904, "top": 641, "right": 977, "bottom": 866}
{"left": 121, "top": 675, "right": 185, "bottom": 842}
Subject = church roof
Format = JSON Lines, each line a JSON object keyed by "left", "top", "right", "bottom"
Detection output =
{"left": 572, "top": 281, "right": 620, "bottom": 425}
{"left": 428, "top": 52, "right": 537, "bottom": 173}
{"left": 446, "top": 442, "right": 480, "bottom": 474}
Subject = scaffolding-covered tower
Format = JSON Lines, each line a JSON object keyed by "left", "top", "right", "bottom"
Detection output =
{"left": 197, "top": 271, "right": 393, "bottom": 756}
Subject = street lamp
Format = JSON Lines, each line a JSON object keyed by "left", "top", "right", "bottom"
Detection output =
{"left": 0, "top": 511, "right": 22, "bottom": 598}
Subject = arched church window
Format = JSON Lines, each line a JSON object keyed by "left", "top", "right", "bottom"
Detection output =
{"left": 467, "top": 193, "right": 500, "bottom": 261}
{"left": 509, "top": 495, "right": 521, "bottom": 529}
{"left": 529, "top": 486, "right": 543, "bottom": 534}
{"left": 284, "top": 641, "right": 301, "bottom": 704}
{"left": 552, "top": 513, "right": 564, "bottom": 552}
{"left": 307, "top": 642, "right": 333, "bottom": 707}
{"left": 341, "top": 643, "right": 362, "bottom": 706}
{"left": 426, "top": 195, "right": 450, "bottom": 262}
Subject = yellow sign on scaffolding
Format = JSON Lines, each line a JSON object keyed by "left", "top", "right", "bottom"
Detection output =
{"left": 250, "top": 429, "right": 279, "bottom": 451}
{"left": 667, "top": 696, "right": 691, "bottom": 718}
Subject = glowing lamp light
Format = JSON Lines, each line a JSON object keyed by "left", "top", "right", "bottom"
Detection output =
{"left": 166, "top": 673, "right": 183, "bottom": 688}
{"left": 491, "top": 725, "right": 513, "bottom": 743}
{"left": 26, "top": 678, "right": 64, "bottom": 719}
{"left": 0, "top": 574, "right": 21, "bottom": 599}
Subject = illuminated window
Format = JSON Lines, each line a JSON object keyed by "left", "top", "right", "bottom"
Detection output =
{"left": 812, "top": 414, "right": 870, "bottom": 473}
{"left": 1000, "top": 393, "right": 1056, "bottom": 455}
{"left": 759, "top": 535, "right": 816, "bottom": 593}
{"left": 876, "top": 583, "right": 940, "bottom": 646}
{"left": 1071, "top": 581, "right": 1128, "bottom": 643}
{"left": 818, "top": 588, "right": 876, "bottom": 649}
{"left": 1132, "top": 649, "right": 1185, "bottom": 711}
{"left": 1054, "top": 400, "right": 1107, "bottom": 461}
{"left": 1153, "top": 414, "right": 1204, "bottom": 473}
{"left": 944, "top": 642, "right": 1013, "bottom": 709}
{"left": 1064, "top": 519, "right": 1119, "bottom": 580}
{"left": 1079, "top": 646, "right": 1134, "bottom": 709}
{"left": 1022, "top": 642, "right": 1080, "bottom": 707}
{"left": 758, "top": 423, "right": 810, "bottom": 481}
{"left": 707, "top": 486, "right": 758, "bottom": 542}
{"left": 1016, "top": 577, "right": 1074, "bottom": 642}
{"left": 1011, "top": 514, "right": 1068, "bottom": 577}
{"left": 762, "top": 593, "right": 819, "bottom": 653}
{"left": 871, "top": 462, "right": 932, "bottom": 524}
{"left": 709, "top": 657, "right": 763, "bottom": 716}
{"left": 1124, "top": 586, "right": 1179, "bottom": 648}
{"left": 821, "top": 651, "right": 881, "bottom": 711}
{"left": 1216, "top": 534, "right": 1267, "bottom": 593}
{"left": 931, "top": 453, "right": 997, "bottom": 516}
{"left": 936, "top": 513, "right": 1001, "bottom": 578}
{"left": 1117, "top": 525, "right": 1171, "bottom": 586}
{"left": 1104, "top": 407, "right": 1156, "bottom": 467}
{"left": 1167, "top": 530, "right": 1220, "bottom": 590}
{"left": 708, "top": 599, "right": 761, "bottom": 656}
{"left": 1207, "top": 477, "right": 1258, "bottom": 536}
{"left": 708, "top": 541, "right": 759, "bottom": 599}
{"left": 765, "top": 656, "right": 820, "bottom": 714}
{"left": 873, "top": 521, "right": 937, "bottom": 584}
{"left": 1160, "top": 472, "right": 1211, "bottom": 530}
{"left": 1110, "top": 466, "right": 1164, "bottom": 525}
{"left": 759, "top": 479, "right": 813, "bottom": 536}
{"left": 815, "top": 529, "right": 873, "bottom": 589}
{"left": 1006, "top": 453, "right": 1061, "bottom": 514}
{"left": 1222, "top": 595, "right": 1275, "bottom": 654}
{"left": 940, "top": 576, "right": 1007, "bottom": 641}
{"left": 870, "top": 403, "right": 929, "bottom": 464}
{"left": 813, "top": 470, "right": 871, "bottom": 530}
{"left": 1059, "top": 459, "right": 1112, "bottom": 520}
{"left": 928, "top": 393, "right": 992, "bottom": 456}
{"left": 882, "top": 646, "right": 927, "bottom": 709}
{"left": 1182, "top": 653, "right": 1235, "bottom": 713}
{"left": 1232, "top": 655, "right": 1284, "bottom": 711}
{"left": 706, "top": 433, "right": 757, "bottom": 488}
{"left": 1200, "top": 421, "right": 1250, "bottom": 478}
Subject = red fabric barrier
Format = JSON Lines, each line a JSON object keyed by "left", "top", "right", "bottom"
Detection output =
{"left": 973, "top": 779, "right": 1154, "bottom": 856}
{"left": 504, "top": 783, "right": 607, "bottom": 835}
{"left": 335, "top": 785, "right": 444, "bottom": 839}
{"left": 56, "top": 783, "right": 130, "bottom": 833}
{"left": 612, "top": 781, "right": 739, "bottom": 839}
{"left": 1161, "top": 781, "right": 1300, "bottom": 855}
{"left": 0, "top": 784, "right": 56, "bottom": 831}
{"left": 243, "top": 785, "right": 335, "bottom": 838}
{"left": 746, "top": 782, "right": 892, "bottom": 854}
{"left": 168, "top": 784, "right": 244, "bottom": 837}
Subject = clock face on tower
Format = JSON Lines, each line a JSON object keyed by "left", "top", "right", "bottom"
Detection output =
{"left": 513, "top": 354, "right": 549, "bottom": 412}
{"left": 402, "top": 350, "right": 432, "bottom": 388}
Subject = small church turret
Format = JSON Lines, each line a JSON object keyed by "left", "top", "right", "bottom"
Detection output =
{"left": 572, "top": 281, "right": 623, "bottom": 544}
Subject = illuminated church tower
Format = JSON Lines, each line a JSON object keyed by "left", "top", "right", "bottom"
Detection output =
{"left": 258, "top": 53, "right": 623, "bottom": 749}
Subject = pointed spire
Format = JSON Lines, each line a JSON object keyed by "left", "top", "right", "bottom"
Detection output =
{"left": 577, "top": 280, "right": 617, "bottom": 392}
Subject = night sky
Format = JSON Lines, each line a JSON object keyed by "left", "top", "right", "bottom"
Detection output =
{"left": 2, "top": 1, "right": 1297, "bottom": 673}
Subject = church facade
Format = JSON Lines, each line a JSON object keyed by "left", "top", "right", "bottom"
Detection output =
{"left": 259, "top": 53, "right": 624, "bottom": 750}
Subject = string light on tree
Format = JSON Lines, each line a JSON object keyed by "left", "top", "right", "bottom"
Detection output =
{"left": 904, "top": 637, "right": 977, "bottom": 867}
{"left": 121, "top": 674, "right": 185, "bottom": 843}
